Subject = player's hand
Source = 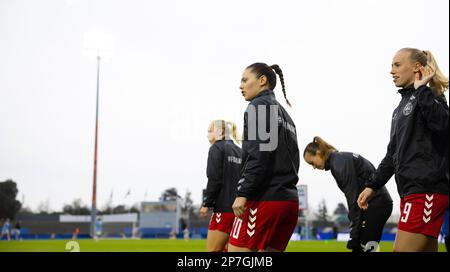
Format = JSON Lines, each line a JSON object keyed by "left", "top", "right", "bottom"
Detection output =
{"left": 414, "top": 64, "right": 435, "bottom": 90}
{"left": 357, "top": 187, "right": 375, "bottom": 210}
{"left": 232, "top": 197, "right": 247, "bottom": 218}
{"left": 199, "top": 207, "right": 209, "bottom": 218}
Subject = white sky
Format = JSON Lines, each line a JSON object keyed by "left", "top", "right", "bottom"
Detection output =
{"left": 0, "top": 0, "right": 448, "bottom": 216}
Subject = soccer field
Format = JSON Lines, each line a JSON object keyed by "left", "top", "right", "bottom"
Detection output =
{"left": 0, "top": 239, "right": 447, "bottom": 252}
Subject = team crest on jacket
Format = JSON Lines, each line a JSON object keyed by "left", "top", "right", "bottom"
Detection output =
{"left": 402, "top": 102, "right": 414, "bottom": 116}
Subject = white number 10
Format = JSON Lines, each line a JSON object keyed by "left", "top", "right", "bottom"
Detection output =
{"left": 231, "top": 218, "right": 243, "bottom": 239}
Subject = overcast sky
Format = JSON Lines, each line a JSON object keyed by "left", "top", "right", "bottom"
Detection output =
{"left": 0, "top": 0, "right": 448, "bottom": 216}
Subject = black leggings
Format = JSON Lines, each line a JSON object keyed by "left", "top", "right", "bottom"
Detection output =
{"left": 354, "top": 204, "right": 393, "bottom": 252}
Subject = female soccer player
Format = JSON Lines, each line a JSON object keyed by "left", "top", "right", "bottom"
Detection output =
{"left": 358, "top": 48, "right": 449, "bottom": 252}
{"left": 228, "top": 63, "right": 300, "bottom": 252}
{"left": 304, "top": 136, "right": 393, "bottom": 252}
{"left": 200, "top": 120, "right": 242, "bottom": 252}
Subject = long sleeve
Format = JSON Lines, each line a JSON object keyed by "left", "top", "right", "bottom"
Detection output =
{"left": 416, "top": 86, "right": 449, "bottom": 132}
{"left": 366, "top": 138, "right": 395, "bottom": 190}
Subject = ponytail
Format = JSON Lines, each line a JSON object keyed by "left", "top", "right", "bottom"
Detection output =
{"left": 303, "top": 136, "right": 337, "bottom": 160}
{"left": 270, "top": 64, "right": 291, "bottom": 107}
{"left": 226, "top": 121, "right": 241, "bottom": 144}
{"left": 423, "top": 50, "right": 449, "bottom": 95}
{"left": 401, "top": 48, "right": 449, "bottom": 96}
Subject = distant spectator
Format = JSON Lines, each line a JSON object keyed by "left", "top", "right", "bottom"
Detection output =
{"left": 183, "top": 228, "right": 190, "bottom": 241}
{"left": 312, "top": 227, "right": 318, "bottom": 240}
{"left": 1, "top": 218, "right": 11, "bottom": 241}
{"left": 132, "top": 225, "right": 139, "bottom": 239}
{"left": 297, "top": 225, "right": 302, "bottom": 237}
{"left": 12, "top": 220, "right": 21, "bottom": 240}
{"left": 332, "top": 224, "right": 339, "bottom": 240}
{"left": 72, "top": 227, "right": 80, "bottom": 240}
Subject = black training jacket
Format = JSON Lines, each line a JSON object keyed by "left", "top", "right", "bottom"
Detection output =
{"left": 202, "top": 140, "right": 242, "bottom": 212}
{"left": 367, "top": 85, "right": 449, "bottom": 196}
{"left": 236, "top": 89, "right": 300, "bottom": 201}
{"left": 326, "top": 152, "right": 393, "bottom": 241}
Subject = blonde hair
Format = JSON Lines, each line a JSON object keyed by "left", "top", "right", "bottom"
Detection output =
{"left": 303, "top": 136, "right": 337, "bottom": 161}
{"left": 210, "top": 120, "right": 241, "bottom": 144}
{"left": 400, "top": 48, "right": 449, "bottom": 95}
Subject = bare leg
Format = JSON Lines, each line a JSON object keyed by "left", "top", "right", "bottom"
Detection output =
{"left": 258, "top": 247, "right": 281, "bottom": 252}
{"left": 206, "top": 230, "right": 230, "bottom": 252}
{"left": 423, "top": 237, "right": 438, "bottom": 252}
{"left": 393, "top": 230, "right": 438, "bottom": 252}
{"left": 228, "top": 243, "right": 256, "bottom": 252}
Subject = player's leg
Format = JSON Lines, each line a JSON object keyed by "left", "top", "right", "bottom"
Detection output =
{"left": 206, "top": 230, "right": 229, "bottom": 252}
{"left": 359, "top": 204, "right": 393, "bottom": 252}
{"left": 423, "top": 236, "right": 438, "bottom": 252}
{"left": 207, "top": 212, "right": 235, "bottom": 251}
{"left": 394, "top": 230, "right": 437, "bottom": 252}
{"left": 259, "top": 247, "right": 280, "bottom": 252}
{"left": 394, "top": 194, "right": 447, "bottom": 252}
{"left": 228, "top": 243, "right": 255, "bottom": 252}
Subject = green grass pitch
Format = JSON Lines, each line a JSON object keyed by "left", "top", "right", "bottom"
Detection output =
{"left": 0, "top": 239, "right": 447, "bottom": 252}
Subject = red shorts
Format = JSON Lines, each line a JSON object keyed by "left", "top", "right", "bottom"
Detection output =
{"left": 228, "top": 200, "right": 298, "bottom": 251}
{"left": 208, "top": 212, "right": 235, "bottom": 234}
{"left": 398, "top": 193, "right": 448, "bottom": 238}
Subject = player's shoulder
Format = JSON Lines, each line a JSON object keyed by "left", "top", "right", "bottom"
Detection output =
{"left": 329, "top": 152, "right": 354, "bottom": 171}
{"left": 209, "top": 141, "right": 225, "bottom": 154}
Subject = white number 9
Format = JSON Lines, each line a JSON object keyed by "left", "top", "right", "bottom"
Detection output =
{"left": 400, "top": 202, "right": 412, "bottom": 223}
